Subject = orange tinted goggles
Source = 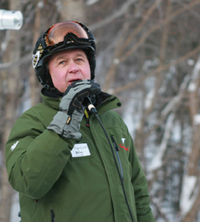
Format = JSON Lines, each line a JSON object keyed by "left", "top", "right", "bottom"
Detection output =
{"left": 45, "top": 21, "right": 89, "bottom": 46}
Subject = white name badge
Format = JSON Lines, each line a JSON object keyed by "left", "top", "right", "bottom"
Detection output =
{"left": 71, "top": 143, "right": 91, "bottom": 158}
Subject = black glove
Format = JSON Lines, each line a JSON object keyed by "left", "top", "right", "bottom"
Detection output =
{"left": 47, "top": 80, "right": 101, "bottom": 139}
{"left": 62, "top": 80, "right": 101, "bottom": 115}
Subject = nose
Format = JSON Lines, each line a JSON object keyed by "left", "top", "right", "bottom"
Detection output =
{"left": 68, "top": 61, "right": 79, "bottom": 74}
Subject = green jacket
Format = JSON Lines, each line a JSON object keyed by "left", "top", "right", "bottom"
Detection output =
{"left": 6, "top": 92, "right": 155, "bottom": 222}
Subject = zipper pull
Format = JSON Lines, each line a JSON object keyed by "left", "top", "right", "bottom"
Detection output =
{"left": 84, "top": 109, "right": 90, "bottom": 127}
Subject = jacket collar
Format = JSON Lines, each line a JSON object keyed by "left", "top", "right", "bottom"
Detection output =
{"left": 95, "top": 92, "right": 121, "bottom": 114}
{"left": 41, "top": 93, "right": 60, "bottom": 110}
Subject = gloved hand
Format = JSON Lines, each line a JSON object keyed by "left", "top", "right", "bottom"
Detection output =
{"left": 47, "top": 80, "right": 101, "bottom": 139}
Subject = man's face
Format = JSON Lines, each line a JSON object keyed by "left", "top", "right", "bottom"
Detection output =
{"left": 48, "top": 49, "right": 91, "bottom": 93}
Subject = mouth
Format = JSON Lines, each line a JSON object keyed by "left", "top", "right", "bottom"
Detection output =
{"left": 68, "top": 79, "right": 82, "bottom": 85}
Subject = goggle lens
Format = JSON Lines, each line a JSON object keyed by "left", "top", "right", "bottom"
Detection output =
{"left": 45, "top": 21, "right": 89, "bottom": 46}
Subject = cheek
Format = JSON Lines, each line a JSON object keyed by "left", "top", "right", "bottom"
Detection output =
{"left": 49, "top": 68, "right": 67, "bottom": 92}
{"left": 52, "top": 77, "right": 67, "bottom": 93}
{"left": 83, "top": 65, "right": 91, "bottom": 79}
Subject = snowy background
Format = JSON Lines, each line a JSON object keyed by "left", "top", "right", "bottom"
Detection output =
{"left": 1, "top": 0, "right": 200, "bottom": 222}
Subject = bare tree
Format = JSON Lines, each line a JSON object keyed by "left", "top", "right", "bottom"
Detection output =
{"left": 0, "top": 0, "right": 22, "bottom": 221}
{"left": 1, "top": 0, "right": 200, "bottom": 221}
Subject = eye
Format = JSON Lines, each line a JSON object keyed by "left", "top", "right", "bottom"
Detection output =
{"left": 58, "top": 60, "right": 66, "bottom": 65}
{"left": 76, "top": 57, "right": 83, "bottom": 62}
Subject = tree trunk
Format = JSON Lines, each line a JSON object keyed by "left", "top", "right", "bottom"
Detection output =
{"left": 181, "top": 56, "right": 200, "bottom": 222}
{"left": 29, "top": 2, "right": 42, "bottom": 106}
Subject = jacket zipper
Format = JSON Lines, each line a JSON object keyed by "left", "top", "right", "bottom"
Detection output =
{"left": 50, "top": 209, "right": 55, "bottom": 222}
{"left": 111, "top": 135, "right": 135, "bottom": 222}
{"left": 111, "top": 135, "right": 124, "bottom": 180}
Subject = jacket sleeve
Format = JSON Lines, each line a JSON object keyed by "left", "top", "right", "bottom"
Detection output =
{"left": 5, "top": 111, "right": 75, "bottom": 200}
{"left": 127, "top": 132, "right": 155, "bottom": 222}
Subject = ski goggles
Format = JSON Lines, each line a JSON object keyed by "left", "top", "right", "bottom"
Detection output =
{"left": 44, "top": 21, "right": 89, "bottom": 47}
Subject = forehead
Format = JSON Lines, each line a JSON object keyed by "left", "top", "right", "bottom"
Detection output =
{"left": 50, "top": 49, "right": 87, "bottom": 60}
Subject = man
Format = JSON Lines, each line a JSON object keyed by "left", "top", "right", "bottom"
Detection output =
{"left": 6, "top": 21, "right": 155, "bottom": 222}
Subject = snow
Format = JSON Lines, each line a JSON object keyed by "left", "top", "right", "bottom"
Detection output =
{"left": 1, "top": 42, "right": 6, "bottom": 51}
{"left": 10, "top": 192, "right": 20, "bottom": 222}
{"left": 194, "top": 114, "right": 200, "bottom": 125}
{"left": 161, "top": 95, "right": 180, "bottom": 117}
{"left": 123, "top": 92, "right": 137, "bottom": 137}
{"left": 142, "top": 58, "right": 159, "bottom": 72}
{"left": 113, "top": 58, "right": 120, "bottom": 64}
{"left": 171, "top": 121, "right": 181, "bottom": 142}
{"left": 20, "top": 82, "right": 31, "bottom": 113}
{"left": 148, "top": 113, "right": 175, "bottom": 171}
{"left": 86, "top": 0, "right": 99, "bottom": 5}
{"left": 187, "top": 59, "right": 195, "bottom": 66}
{"left": 148, "top": 148, "right": 163, "bottom": 172}
{"left": 188, "top": 55, "right": 200, "bottom": 92}
{"left": 145, "top": 89, "right": 155, "bottom": 110}
{"left": 188, "top": 82, "right": 197, "bottom": 92}
{"left": 180, "top": 175, "right": 198, "bottom": 216}
{"left": 37, "top": 1, "right": 44, "bottom": 9}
